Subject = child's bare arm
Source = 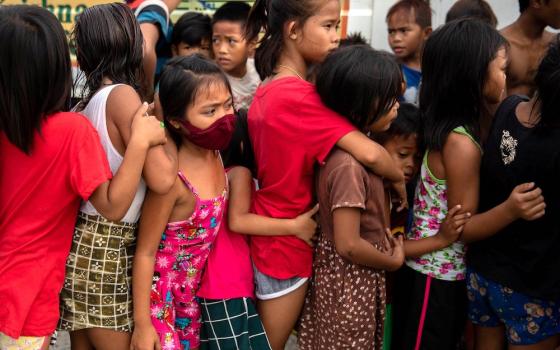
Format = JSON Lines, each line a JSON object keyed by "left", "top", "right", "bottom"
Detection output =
{"left": 139, "top": 23, "right": 159, "bottom": 101}
{"left": 461, "top": 183, "right": 545, "bottom": 243}
{"left": 443, "top": 133, "right": 545, "bottom": 243}
{"left": 108, "top": 85, "right": 177, "bottom": 195}
{"left": 130, "top": 187, "right": 177, "bottom": 350}
{"left": 336, "top": 131, "right": 407, "bottom": 209}
{"left": 404, "top": 205, "right": 470, "bottom": 258}
{"left": 227, "top": 166, "right": 318, "bottom": 246}
{"left": 89, "top": 103, "right": 165, "bottom": 221}
{"left": 333, "top": 207, "right": 404, "bottom": 271}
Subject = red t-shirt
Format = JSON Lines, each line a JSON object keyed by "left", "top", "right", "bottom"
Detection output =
{"left": 248, "top": 77, "right": 356, "bottom": 279}
{"left": 0, "top": 112, "right": 112, "bottom": 338}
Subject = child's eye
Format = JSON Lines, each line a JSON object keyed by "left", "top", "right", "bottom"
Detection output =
{"left": 224, "top": 101, "right": 233, "bottom": 110}
{"left": 212, "top": 38, "right": 219, "bottom": 44}
{"left": 204, "top": 108, "right": 216, "bottom": 116}
{"left": 228, "top": 39, "right": 237, "bottom": 45}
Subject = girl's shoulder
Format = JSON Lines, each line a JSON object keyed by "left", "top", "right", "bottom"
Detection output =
{"left": 449, "top": 126, "right": 482, "bottom": 153}
{"left": 322, "top": 148, "right": 368, "bottom": 179}
{"left": 256, "top": 77, "right": 315, "bottom": 104}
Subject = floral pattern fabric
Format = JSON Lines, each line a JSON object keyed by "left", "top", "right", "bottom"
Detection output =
{"left": 405, "top": 127, "right": 478, "bottom": 281}
{"left": 467, "top": 269, "right": 560, "bottom": 345}
{"left": 150, "top": 171, "right": 226, "bottom": 350}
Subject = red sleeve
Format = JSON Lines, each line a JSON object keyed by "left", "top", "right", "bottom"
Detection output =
{"left": 298, "top": 90, "right": 356, "bottom": 164}
{"left": 70, "top": 123, "right": 112, "bottom": 200}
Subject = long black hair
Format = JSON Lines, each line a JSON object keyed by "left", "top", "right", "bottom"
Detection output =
{"left": 534, "top": 35, "right": 560, "bottom": 130}
{"left": 73, "top": 3, "right": 144, "bottom": 108}
{"left": 0, "top": 5, "right": 72, "bottom": 154}
{"left": 420, "top": 18, "right": 507, "bottom": 150}
{"left": 245, "top": 0, "right": 323, "bottom": 80}
{"left": 316, "top": 45, "right": 402, "bottom": 131}
{"left": 159, "top": 55, "right": 232, "bottom": 147}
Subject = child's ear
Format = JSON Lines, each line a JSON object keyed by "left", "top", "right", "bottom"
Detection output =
{"left": 285, "top": 20, "right": 299, "bottom": 40}
{"left": 423, "top": 26, "right": 432, "bottom": 38}
{"left": 169, "top": 119, "right": 182, "bottom": 130}
{"left": 171, "top": 44, "right": 178, "bottom": 57}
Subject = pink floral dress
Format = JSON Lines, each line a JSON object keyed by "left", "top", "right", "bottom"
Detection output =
{"left": 405, "top": 126, "right": 480, "bottom": 281}
{"left": 150, "top": 171, "right": 227, "bottom": 350}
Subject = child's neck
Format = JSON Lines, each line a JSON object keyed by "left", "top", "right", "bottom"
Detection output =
{"left": 514, "top": 12, "right": 548, "bottom": 40}
{"left": 181, "top": 141, "right": 218, "bottom": 159}
{"left": 227, "top": 63, "right": 248, "bottom": 79}
{"left": 401, "top": 56, "right": 421, "bottom": 71}
{"left": 276, "top": 50, "right": 307, "bottom": 81}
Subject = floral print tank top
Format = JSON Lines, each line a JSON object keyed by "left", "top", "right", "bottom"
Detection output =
{"left": 405, "top": 127, "right": 481, "bottom": 281}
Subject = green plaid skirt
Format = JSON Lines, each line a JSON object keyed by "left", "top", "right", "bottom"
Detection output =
{"left": 200, "top": 297, "right": 271, "bottom": 350}
{"left": 58, "top": 213, "right": 137, "bottom": 332}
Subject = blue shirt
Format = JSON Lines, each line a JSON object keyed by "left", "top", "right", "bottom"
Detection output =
{"left": 401, "top": 64, "right": 421, "bottom": 104}
{"left": 136, "top": 2, "right": 173, "bottom": 81}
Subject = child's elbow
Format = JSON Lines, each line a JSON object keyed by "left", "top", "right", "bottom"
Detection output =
{"left": 100, "top": 208, "right": 127, "bottom": 223}
{"left": 335, "top": 240, "right": 357, "bottom": 262}
{"left": 228, "top": 215, "right": 242, "bottom": 233}
{"left": 149, "top": 175, "right": 175, "bottom": 195}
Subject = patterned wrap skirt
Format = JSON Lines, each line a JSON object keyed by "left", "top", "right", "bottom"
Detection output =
{"left": 298, "top": 234, "right": 386, "bottom": 350}
{"left": 58, "top": 213, "right": 137, "bottom": 332}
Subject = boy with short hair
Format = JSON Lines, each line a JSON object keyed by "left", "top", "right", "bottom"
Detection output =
{"left": 501, "top": 0, "right": 560, "bottom": 97}
{"left": 386, "top": 0, "right": 432, "bottom": 104}
{"left": 212, "top": 1, "right": 261, "bottom": 111}
{"left": 172, "top": 12, "right": 212, "bottom": 58}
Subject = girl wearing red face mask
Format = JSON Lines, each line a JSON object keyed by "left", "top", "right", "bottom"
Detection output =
{"left": 131, "top": 55, "right": 235, "bottom": 350}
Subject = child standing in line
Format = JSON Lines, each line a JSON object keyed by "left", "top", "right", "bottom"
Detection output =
{"left": 298, "top": 45, "right": 405, "bottom": 350}
{"left": 373, "top": 103, "right": 422, "bottom": 350}
{"left": 131, "top": 55, "right": 233, "bottom": 350}
{"left": 171, "top": 12, "right": 212, "bottom": 58}
{"left": 134, "top": 0, "right": 181, "bottom": 100}
{"left": 392, "top": 19, "right": 544, "bottom": 350}
{"left": 0, "top": 6, "right": 165, "bottom": 348}
{"left": 466, "top": 37, "right": 559, "bottom": 350}
{"left": 386, "top": 0, "right": 432, "bottom": 104}
{"left": 58, "top": 4, "right": 176, "bottom": 350}
{"left": 212, "top": 2, "right": 261, "bottom": 111}
{"left": 244, "top": 1, "right": 406, "bottom": 348}
{"left": 197, "top": 110, "right": 319, "bottom": 350}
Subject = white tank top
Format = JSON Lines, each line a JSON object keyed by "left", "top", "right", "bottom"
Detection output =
{"left": 79, "top": 84, "right": 146, "bottom": 223}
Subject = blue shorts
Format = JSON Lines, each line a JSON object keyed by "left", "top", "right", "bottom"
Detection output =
{"left": 467, "top": 269, "right": 560, "bottom": 345}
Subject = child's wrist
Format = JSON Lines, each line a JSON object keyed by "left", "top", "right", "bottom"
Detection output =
{"left": 434, "top": 233, "right": 451, "bottom": 249}
{"left": 129, "top": 135, "right": 150, "bottom": 152}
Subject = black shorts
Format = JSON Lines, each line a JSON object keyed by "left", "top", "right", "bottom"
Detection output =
{"left": 391, "top": 265, "right": 467, "bottom": 350}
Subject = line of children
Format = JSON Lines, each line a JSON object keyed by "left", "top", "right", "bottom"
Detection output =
{"left": 392, "top": 18, "right": 546, "bottom": 350}
{"left": 4, "top": 1, "right": 560, "bottom": 350}
{"left": 244, "top": 0, "right": 407, "bottom": 348}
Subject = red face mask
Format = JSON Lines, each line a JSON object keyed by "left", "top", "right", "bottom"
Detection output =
{"left": 178, "top": 113, "right": 236, "bottom": 150}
